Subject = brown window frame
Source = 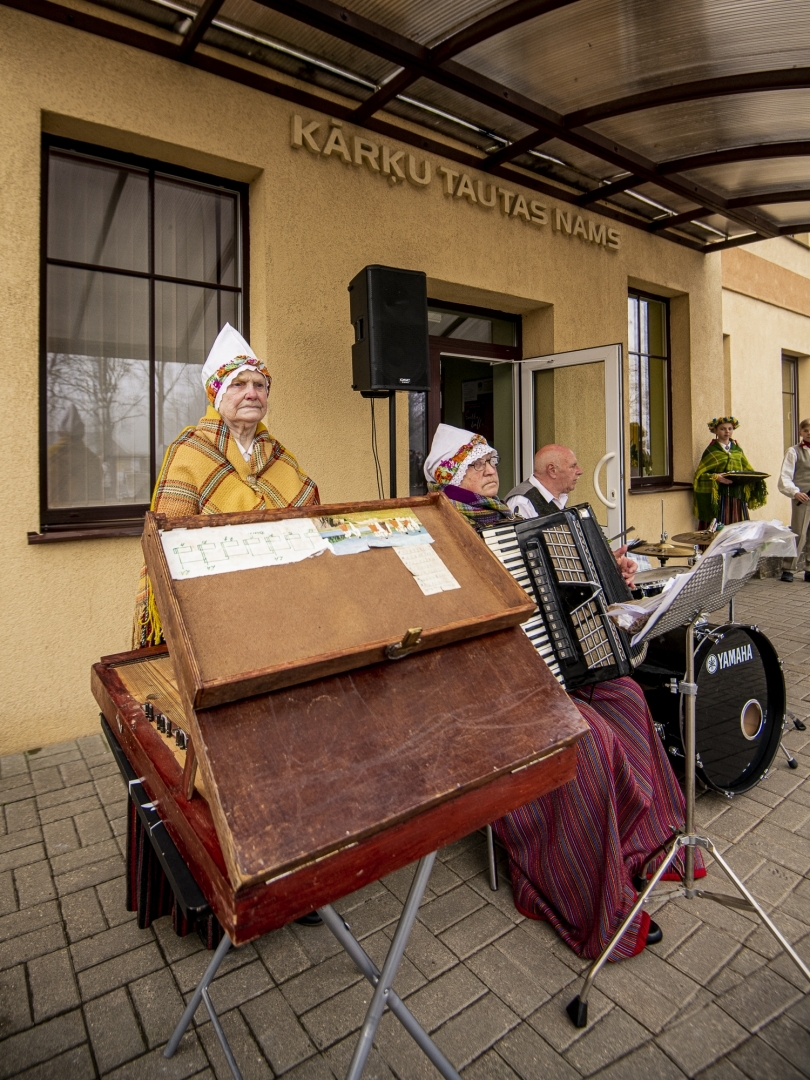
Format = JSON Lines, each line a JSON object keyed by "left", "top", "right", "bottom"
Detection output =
{"left": 37, "top": 136, "right": 250, "bottom": 538}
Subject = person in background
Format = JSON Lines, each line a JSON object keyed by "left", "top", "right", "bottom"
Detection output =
{"left": 693, "top": 416, "right": 767, "bottom": 529}
{"left": 506, "top": 444, "right": 637, "bottom": 585}
{"left": 779, "top": 417, "right": 810, "bottom": 583}
{"left": 425, "top": 424, "right": 705, "bottom": 961}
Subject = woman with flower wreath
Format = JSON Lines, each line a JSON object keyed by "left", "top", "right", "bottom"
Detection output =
{"left": 693, "top": 416, "right": 767, "bottom": 529}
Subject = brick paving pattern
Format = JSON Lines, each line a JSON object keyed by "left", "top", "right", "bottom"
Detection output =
{"left": 1, "top": 577, "right": 809, "bottom": 1078}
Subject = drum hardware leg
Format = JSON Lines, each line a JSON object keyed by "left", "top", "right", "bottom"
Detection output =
{"left": 779, "top": 741, "right": 798, "bottom": 769}
{"left": 569, "top": 616, "right": 810, "bottom": 1030}
{"left": 567, "top": 836, "right": 689, "bottom": 1028}
{"left": 165, "top": 933, "right": 238, "bottom": 1075}
{"left": 321, "top": 853, "right": 462, "bottom": 1080}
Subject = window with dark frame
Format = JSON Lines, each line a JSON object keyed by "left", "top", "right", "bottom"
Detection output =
{"left": 408, "top": 301, "right": 521, "bottom": 495}
{"left": 40, "top": 138, "right": 248, "bottom": 534}
{"left": 782, "top": 354, "right": 799, "bottom": 452}
{"left": 628, "top": 290, "right": 672, "bottom": 486}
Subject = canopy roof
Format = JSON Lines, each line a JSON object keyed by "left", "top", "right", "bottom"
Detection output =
{"left": 16, "top": 0, "right": 810, "bottom": 251}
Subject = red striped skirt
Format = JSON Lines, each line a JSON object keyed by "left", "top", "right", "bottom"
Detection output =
{"left": 492, "top": 676, "right": 704, "bottom": 960}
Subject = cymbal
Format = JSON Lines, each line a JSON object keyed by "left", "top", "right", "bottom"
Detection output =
{"left": 633, "top": 541, "right": 696, "bottom": 558}
{"left": 672, "top": 530, "right": 716, "bottom": 546}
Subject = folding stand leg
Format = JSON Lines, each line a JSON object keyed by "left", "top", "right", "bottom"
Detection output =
{"left": 566, "top": 835, "right": 689, "bottom": 1028}
{"left": 320, "top": 852, "right": 461, "bottom": 1080}
{"left": 485, "top": 825, "right": 499, "bottom": 891}
{"left": 694, "top": 836, "right": 810, "bottom": 980}
{"left": 165, "top": 933, "right": 243, "bottom": 1080}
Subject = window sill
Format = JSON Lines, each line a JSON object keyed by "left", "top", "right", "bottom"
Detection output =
{"left": 28, "top": 524, "right": 144, "bottom": 544}
{"left": 628, "top": 482, "right": 693, "bottom": 495}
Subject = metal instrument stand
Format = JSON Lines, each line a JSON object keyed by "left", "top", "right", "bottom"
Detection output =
{"left": 567, "top": 549, "right": 810, "bottom": 1029}
{"left": 165, "top": 852, "right": 462, "bottom": 1080}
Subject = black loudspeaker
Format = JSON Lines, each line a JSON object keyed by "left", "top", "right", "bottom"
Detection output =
{"left": 349, "top": 265, "right": 430, "bottom": 393}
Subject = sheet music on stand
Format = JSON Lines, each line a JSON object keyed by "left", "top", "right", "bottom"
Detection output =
{"left": 615, "top": 521, "right": 797, "bottom": 646}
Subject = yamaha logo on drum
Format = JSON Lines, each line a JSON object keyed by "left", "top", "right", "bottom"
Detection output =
{"left": 706, "top": 643, "right": 754, "bottom": 674}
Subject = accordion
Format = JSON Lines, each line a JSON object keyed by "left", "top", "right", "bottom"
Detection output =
{"left": 482, "top": 504, "right": 645, "bottom": 690}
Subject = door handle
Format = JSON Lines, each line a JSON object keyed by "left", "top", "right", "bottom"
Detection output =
{"left": 593, "top": 452, "right": 617, "bottom": 509}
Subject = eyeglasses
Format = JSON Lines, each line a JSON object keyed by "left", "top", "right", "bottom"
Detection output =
{"left": 470, "top": 453, "right": 499, "bottom": 472}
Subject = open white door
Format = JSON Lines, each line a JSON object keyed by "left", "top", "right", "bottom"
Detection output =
{"left": 519, "top": 344, "right": 625, "bottom": 543}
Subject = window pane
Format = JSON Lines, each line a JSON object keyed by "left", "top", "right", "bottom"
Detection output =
{"left": 646, "top": 299, "right": 666, "bottom": 357}
{"left": 629, "top": 354, "right": 641, "bottom": 477}
{"left": 155, "top": 283, "right": 238, "bottom": 458}
{"left": 46, "top": 266, "right": 150, "bottom": 507}
{"left": 409, "top": 392, "right": 427, "bottom": 495}
{"left": 782, "top": 357, "right": 794, "bottom": 393}
{"left": 647, "top": 357, "right": 669, "bottom": 475}
{"left": 427, "top": 308, "right": 516, "bottom": 346}
{"left": 628, "top": 296, "right": 638, "bottom": 354}
{"left": 48, "top": 154, "right": 148, "bottom": 271}
{"left": 154, "top": 179, "right": 237, "bottom": 285}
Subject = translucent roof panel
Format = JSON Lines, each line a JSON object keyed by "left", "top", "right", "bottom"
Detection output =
{"left": 219, "top": 0, "right": 396, "bottom": 85}
{"left": 326, "top": 0, "right": 509, "bottom": 48}
{"left": 454, "top": 0, "right": 810, "bottom": 119}
{"left": 591, "top": 90, "right": 810, "bottom": 165}
{"left": 682, "top": 158, "right": 810, "bottom": 199}
{"left": 60, "top": 0, "right": 810, "bottom": 248}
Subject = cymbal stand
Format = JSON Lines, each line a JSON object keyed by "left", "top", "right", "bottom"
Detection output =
{"left": 567, "top": 553, "right": 810, "bottom": 1029}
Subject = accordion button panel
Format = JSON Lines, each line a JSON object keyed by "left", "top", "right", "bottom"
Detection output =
{"left": 483, "top": 526, "right": 564, "bottom": 684}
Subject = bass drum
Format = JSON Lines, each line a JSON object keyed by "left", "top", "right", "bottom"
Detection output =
{"left": 638, "top": 623, "right": 784, "bottom": 795}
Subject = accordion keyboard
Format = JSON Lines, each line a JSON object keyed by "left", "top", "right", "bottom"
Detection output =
{"left": 482, "top": 525, "right": 564, "bottom": 684}
{"left": 541, "top": 521, "right": 617, "bottom": 671}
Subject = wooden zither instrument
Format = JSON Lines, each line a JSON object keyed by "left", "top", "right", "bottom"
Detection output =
{"left": 92, "top": 493, "right": 586, "bottom": 944}
{"left": 482, "top": 504, "right": 646, "bottom": 689}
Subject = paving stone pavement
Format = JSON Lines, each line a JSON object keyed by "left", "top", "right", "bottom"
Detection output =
{"left": 1, "top": 577, "right": 809, "bottom": 1079}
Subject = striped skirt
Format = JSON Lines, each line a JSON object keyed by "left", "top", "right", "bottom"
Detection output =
{"left": 492, "top": 676, "right": 703, "bottom": 960}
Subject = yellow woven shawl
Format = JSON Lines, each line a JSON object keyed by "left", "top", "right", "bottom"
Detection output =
{"left": 133, "top": 407, "right": 319, "bottom": 646}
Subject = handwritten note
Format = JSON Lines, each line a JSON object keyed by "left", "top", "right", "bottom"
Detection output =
{"left": 395, "top": 545, "right": 460, "bottom": 596}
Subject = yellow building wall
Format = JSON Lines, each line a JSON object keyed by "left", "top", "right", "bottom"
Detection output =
{"left": 721, "top": 286, "right": 810, "bottom": 525}
{"left": 1, "top": 5, "right": 728, "bottom": 753}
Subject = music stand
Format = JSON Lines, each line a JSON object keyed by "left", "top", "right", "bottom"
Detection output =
{"left": 567, "top": 547, "right": 810, "bottom": 1028}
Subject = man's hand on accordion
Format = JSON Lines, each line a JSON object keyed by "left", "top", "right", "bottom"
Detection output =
{"left": 614, "top": 544, "right": 637, "bottom": 588}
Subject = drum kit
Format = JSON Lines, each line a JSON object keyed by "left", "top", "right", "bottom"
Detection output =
{"left": 624, "top": 506, "right": 799, "bottom": 797}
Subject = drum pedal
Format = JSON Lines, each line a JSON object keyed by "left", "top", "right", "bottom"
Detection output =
{"left": 787, "top": 711, "right": 807, "bottom": 732}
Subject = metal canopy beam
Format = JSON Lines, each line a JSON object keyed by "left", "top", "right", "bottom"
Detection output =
{"left": 252, "top": 0, "right": 780, "bottom": 238}
{"left": 728, "top": 188, "right": 810, "bottom": 209}
{"left": 648, "top": 208, "right": 712, "bottom": 232}
{"left": 659, "top": 141, "right": 810, "bottom": 175}
{"left": 351, "top": 0, "right": 583, "bottom": 123}
{"left": 178, "top": 0, "right": 226, "bottom": 59}
{"left": 577, "top": 175, "right": 640, "bottom": 206}
{"left": 564, "top": 67, "right": 810, "bottom": 129}
{"left": 482, "top": 129, "right": 555, "bottom": 170}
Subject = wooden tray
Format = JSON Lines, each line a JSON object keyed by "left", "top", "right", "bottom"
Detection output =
{"left": 143, "top": 494, "right": 535, "bottom": 711}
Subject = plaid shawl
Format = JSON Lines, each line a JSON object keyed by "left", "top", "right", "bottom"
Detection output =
{"left": 431, "top": 482, "right": 516, "bottom": 534}
{"left": 134, "top": 407, "right": 319, "bottom": 645}
{"left": 693, "top": 439, "right": 767, "bottom": 522}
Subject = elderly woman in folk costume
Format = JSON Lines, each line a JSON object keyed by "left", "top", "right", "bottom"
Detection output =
{"left": 693, "top": 416, "right": 767, "bottom": 529}
{"left": 133, "top": 324, "right": 319, "bottom": 647}
{"left": 425, "top": 424, "right": 704, "bottom": 961}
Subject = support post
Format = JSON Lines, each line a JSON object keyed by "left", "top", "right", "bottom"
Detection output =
{"left": 389, "top": 391, "right": 397, "bottom": 498}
